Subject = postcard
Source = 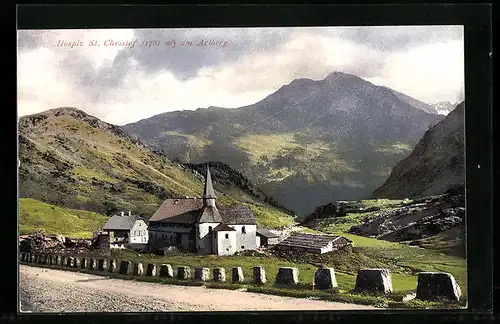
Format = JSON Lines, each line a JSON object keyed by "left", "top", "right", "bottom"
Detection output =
{"left": 17, "top": 26, "right": 466, "bottom": 312}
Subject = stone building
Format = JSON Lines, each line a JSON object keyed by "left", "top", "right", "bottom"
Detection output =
{"left": 275, "top": 233, "right": 352, "bottom": 254}
{"left": 147, "top": 164, "right": 258, "bottom": 256}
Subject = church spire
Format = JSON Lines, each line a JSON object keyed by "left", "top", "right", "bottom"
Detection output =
{"left": 203, "top": 163, "right": 216, "bottom": 200}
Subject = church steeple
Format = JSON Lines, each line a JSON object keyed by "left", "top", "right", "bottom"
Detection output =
{"left": 203, "top": 163, "right": 216, "bottom": 205}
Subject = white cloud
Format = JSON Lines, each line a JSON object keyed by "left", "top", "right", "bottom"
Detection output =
{"left": 17, "top": 27, "right": 464, "bottom": 125}
{"left": 366, "top": 40, "right": 464, "bottom": 103}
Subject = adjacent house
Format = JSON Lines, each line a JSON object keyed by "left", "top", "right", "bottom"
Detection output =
{"left": 101, "top": 211, "right": 149, "bottom": 249}
{"left": 256, "top": 228, "right": 280, "bottom": 248}
{"left": 274, "top": 233, "right": 352, "bottom": 254}
{"left": 147, "top": 164, "right": 258, "bottom": 256}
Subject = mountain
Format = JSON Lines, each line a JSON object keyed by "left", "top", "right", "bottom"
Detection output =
{"left": 18, "top": 107, "right": 294, "bottom": 228}
{"left": 380, "top": 87, "right": 438, "bottom": 114}
{"left": 372, "top": 101, "right": 464, "bottom": 199}
{"left": 123, "top": 71, "right": 444, "bottom": 216}
{"left": 432, "top": 101, "right": 460, "bottom": 115}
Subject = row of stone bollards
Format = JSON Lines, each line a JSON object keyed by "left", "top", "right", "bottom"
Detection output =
{"left": 20, "top": 252, "right": 461, "bottom": 302}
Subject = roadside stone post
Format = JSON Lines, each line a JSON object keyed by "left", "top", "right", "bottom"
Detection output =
{"left": 108, "top": 259, "right": 117, "bottom": 272}
{"left": 89, "top": 258, "right": 97, "bottom": 270}
{"left": 195, "top": 267, "right": 210, "bottom": 281}
{"left": 61, "top": 256, "right": 67, "bottom": 266}
{"left": 232, "top": 267, "right": 244, "bottom": 283}
{"left": 146, "top": 263, "right": 156, "bottom": 277}
{"left": 213, "top": 267, "right": 226, "bottom": 282}
{"left": 81, "top": 257, "right": 88, "bottom": 269}
{"left": 98, "top": 259, "right": 108, "bottom": 271}
{"left": 54, "top": 255, "right": 61, "bottom": 265}
{"left": 68, "top": 257, "right": 75, "bottom": 267}
{"left": 177, "top": 266, "right": 190, "bottom": 280}
{"left": 119, "top": 261, "right": 132, "bottom": 275}
{"left": 354, "top": 269, "right": 393, "bottom": 294}
{"left": 159, "top": 264, "right": 173, "bottom": 278}
{"left": 275, "top": 267, "right": 299, "bottom": 286}
{"left": 133, "top": 262, "right": 144, "bottom": 276}
{"left": 253, "top": 266, "right": 267, "bottom": 284}
{"left": 314, "top": 268, "right": 338, "bottom": 290}
{"left": 75, "top": 257, "right": 81, "bottom": 268}
{"left": 39, "top": 254, "right": 46, "bottom": 264}
{"left": 416, "top": 272, "right": 462, "bottom": 302}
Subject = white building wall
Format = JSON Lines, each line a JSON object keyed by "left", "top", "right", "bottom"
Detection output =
{"left": 196, "top": 222, "right": 220, "bottom": 254}
{"left": 216, "top": 231, "right": 237, "bottom": 256}
{"left": 129, "top": 220, "right": 149, "bottom": 243}
{"left": 226, "top": 224, "right": 257, "bottom": 252}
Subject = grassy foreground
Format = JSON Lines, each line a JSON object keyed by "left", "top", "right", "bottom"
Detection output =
{"left": 20, "top": 261, "right": 463, "bottom": 309}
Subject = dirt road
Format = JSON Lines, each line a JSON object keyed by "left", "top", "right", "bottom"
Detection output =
{"left": 19, "top": 265, "right": 378, "bottom": 312}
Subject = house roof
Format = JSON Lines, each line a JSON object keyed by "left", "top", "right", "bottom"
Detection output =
{"left": 102, "top": 214, "right": 145, "bottom": 230}
{"left": 276, "top": 233, "right": 347, "bottom": 250}
{"left": 148, "top": 199, "right": 204, "bottom": 223}
{"left": 213, "top": 223, "right": 236, "bottom": 232}
{"left": 203, "top": 164, "right": 216, "bottom": 199}
{"left": 148, "top": 199, "right": 256, "bottom": 225}
{"left": 256, "top": 228, "right": 279, "bottom": 238}
{"left": 218, "top": 205, "right": 256, "bottom": 225}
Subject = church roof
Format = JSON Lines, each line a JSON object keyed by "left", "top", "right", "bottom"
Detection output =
{"left": 203, "top": 163, "right": 216, "bottom": 199}
{"left": 148, "top": 199, "right": 256, "bottom": 225}
{"left": 198, "top": 205, "right": 222, "bottom": 223}
{"left": 213, "top": 223, "right": 236, "bottom": 232}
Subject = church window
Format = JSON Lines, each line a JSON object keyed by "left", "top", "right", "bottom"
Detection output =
{"left": 241, "top": 246, "right": 245, "bottom": 249}
{"left": 242, "top": 226, "right": 246, "bottom": 234}
{"left": 208, "top": 226, "right": 213, "bottom": 233}
{"left": 225, "top": 234, "right": 229, "bottom": 239}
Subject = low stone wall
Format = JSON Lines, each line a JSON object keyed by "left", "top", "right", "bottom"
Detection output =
{"left": 195, "top": 267, "right": 210, "bottom": 281}
{"left": 314, "top": 268, "right": 338, "bottom": 290}
{"left": 213, "top": 267, "right": 226, "bottom": 282}
{"left": 354, "top": 269, "right": 393, "bottom": 294}
{"left": 146, "top": 263, "right": 157, "bottom": 277}
{"left": 275, "top": 267, "right": 299, "bottom": 286}
{"left": 159, "top": 264, "right": 173, "bottom": 278}
{"left": 232, "top": 267, "right": 244, "bottom": 283}
{"left": 133, "top": 262, "right": 144, "bottom": 276}
{"left": 119, "top": 261, "right": 132, "bottom": 275}
{"left": 177, "top": 266, "right": 190, "bottom": 280}
{"left": 253, "top": 266, "right": 267, "bottom": 284}
{"left": 18, "top": 253, "right": 463, "bottom": 303}
{"left": 416, "top": 272, "right": 461, "bottom": 302}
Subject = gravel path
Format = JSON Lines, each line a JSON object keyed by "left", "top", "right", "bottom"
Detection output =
{"left": 19, "top": 265, "right": 377, "bottom": 312}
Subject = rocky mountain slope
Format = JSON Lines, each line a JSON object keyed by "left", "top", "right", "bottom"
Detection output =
{"left": 123, "top": 71, "right": 443, "bottom": 216}
{"left": 432, "top": 101, "right": 460, "bottom": 115}
{"left": 372, "top": 101, "right": 464, "bottom": 199}
{"left": 18, "top": 107, "right": 294, "bottom": 228}
{"left": 350, "top": 186, "right": 465, "bottom": 257}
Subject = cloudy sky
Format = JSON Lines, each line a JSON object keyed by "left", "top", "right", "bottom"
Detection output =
{"left": 17, "top": 26, "right": 464, "bottom": 125}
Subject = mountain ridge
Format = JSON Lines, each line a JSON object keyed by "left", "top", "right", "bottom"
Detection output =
{"left": 123, "top": 71, "right": 443, "bottom": 215}
{"left": 18, "top": 107, "right": 295, "bottom": 228}
{"left": 372, "top": 101, "right": 465, "bottom": 199}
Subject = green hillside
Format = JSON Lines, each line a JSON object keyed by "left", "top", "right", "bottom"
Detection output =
{"left": 19, "top": 198, "right": 108, "bottom": 238}
{"left": 18, "top": 108, "right": 294, "bottom": 230}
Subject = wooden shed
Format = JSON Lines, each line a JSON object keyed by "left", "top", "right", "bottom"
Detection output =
{"left": 256, "top": 228, "right": 280, "bottom": 247}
